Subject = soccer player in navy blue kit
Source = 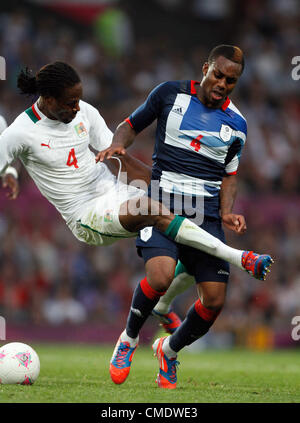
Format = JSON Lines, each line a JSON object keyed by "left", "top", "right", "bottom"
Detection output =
{"left": 97, "top": 45, "right": 273, "bottom": 389}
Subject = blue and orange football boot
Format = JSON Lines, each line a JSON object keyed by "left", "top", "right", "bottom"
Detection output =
{"left": 152, "top": 309, "right": 182, "bottom": 334}
{"left": 242, "top": 251, "right": 274, "bottom": 281}
{"left": 152, "top": 337, "right": 179, "bottom": 389}
{"left": 109, "top": 330, "right": 139, "bottom": 384}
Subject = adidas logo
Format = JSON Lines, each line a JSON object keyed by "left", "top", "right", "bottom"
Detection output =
{"left": 217, "top": 269, "right": 229, "bottom": 275}
{"left": 172, "top": 106, "right": 183, "bottom": 115}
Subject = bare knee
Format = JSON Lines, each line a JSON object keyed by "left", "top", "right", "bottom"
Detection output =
{"left": 198, "top": 282, "right": 227, "bottom": 311}
{"left": 145, "top": 257, "right": 176, "bottom": 292}
{"left": 201, "top": 295, "right": 225, "bottom": 311}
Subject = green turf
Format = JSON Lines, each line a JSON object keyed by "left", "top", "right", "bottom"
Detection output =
{"left": 0, "top": 343, "right": 299, "bottom": 403}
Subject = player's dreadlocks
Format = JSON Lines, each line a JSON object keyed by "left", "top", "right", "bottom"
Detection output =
{"left": 208, "top": 45, "right": 245, "bottom": 73}
{"left": 17, "top": 61, "right": 81, "bottom": 98}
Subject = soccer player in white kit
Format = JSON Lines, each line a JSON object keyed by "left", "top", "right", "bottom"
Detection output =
{"left": 0, "top": 62, "right": 272, "bottom": 338}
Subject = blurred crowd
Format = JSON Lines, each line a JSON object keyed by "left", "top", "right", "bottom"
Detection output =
{"left": 0, "top": 0, "right": 299, "bottom": 348}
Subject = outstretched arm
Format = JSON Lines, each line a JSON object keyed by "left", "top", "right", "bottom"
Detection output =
{"left": 96, "top": 82, "right": 164, "bottom": 163}
{"left": 96, "top": 121, "right": 136, "bottom": 163}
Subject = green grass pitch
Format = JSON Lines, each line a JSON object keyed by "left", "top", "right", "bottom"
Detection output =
{"left": 0, "top": 343, "right": 299, "bottom": 403}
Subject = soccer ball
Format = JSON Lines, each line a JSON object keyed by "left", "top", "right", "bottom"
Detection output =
{"left": 0, "top": 342, "right": 40, "bottom": 385}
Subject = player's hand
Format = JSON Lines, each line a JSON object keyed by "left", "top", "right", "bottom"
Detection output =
{"left": 222, "top": 213, "right": 247, "bottom": 234}
{"left": 95, "top": 144, "right": 127, "bottom": 163}
{"left": 2, "top": 174, "right": 20, "bottom": 200}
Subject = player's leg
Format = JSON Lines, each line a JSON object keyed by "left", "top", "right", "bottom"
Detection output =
{"left": 152, "top": 261, "right": 194, "bottom": 334}
{"left": 78, "top": 191, "right": 273, "bottom": 280}
{"left": 165, "top": 281, "right": 226, "bottom": 350}
{"left": 118, "top": 196, "right": 273, "bottom": 280}
{"left": 152, "top": 218, "right": 225, "bottom": 334}
{"left": 110, "top": 238, "right": 178, "bottom": 385}
{"left": 152, "top": 227, "right": 229, "bottom": 389}
{"left": 153, "top": 281, "right": 226, "bottom": 389}
{"left": 126, "top": 256, "right": 176, "bottom": 338}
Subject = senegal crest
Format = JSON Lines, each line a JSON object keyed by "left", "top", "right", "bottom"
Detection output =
{"left": 74, "top": 122, "right": 87, "bottom": 138}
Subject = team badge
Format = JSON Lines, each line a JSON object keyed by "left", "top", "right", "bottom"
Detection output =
{"left": 140, "top": 227, "right": 153, "bottom": 242}
{"left": 219, "top": 124, "right": 233, "bottom": 142}
{"left": 74, "top": 122, "right": 87, "bottom": 138}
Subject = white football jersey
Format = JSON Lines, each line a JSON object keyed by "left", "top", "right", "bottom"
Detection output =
{"left": 0, "top": 100, "right": 114, "bottom": 226}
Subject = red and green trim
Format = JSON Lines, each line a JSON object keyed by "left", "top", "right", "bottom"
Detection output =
{"left": 25, "top": 104, "right": 41, "bottom": 123}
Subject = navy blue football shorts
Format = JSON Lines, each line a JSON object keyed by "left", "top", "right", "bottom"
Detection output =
{"left": 136, "top": 217, "right": 230, "bottom": 284}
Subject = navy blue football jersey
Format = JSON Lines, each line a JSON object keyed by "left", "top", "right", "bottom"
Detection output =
{"left": 126, "top": 80, "right": 247, "bottom": 220}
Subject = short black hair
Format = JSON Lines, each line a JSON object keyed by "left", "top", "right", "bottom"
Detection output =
{"left": 17, "top": 61, "right": 81, "bottom": 98}
{"left": 208, "top": 45, "right": 245, "bottom": 73}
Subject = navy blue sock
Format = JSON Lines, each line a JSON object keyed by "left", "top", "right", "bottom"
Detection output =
{"left": 126, "top": 277, "right": 165, "bottom": 339}
{"left": 169, "top": 299, "right": 221, "bottom": 352}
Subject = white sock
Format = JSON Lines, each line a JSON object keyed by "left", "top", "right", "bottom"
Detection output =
{"left": 154, "top": 272, "right": 194, "bottom": 314}
{"left": 175, "top": 219, "right": 243, "bottom": 269}
{"left": 111, "top": 330, "right": 139, "bottom": 362}
{"left": 162, "top": 336, "right": 177, "bottom": 359}
{"left": 121, "top": 329, "right": 139, "bottom": 347}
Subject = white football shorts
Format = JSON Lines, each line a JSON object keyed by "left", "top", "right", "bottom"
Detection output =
{"left": 73, "top": 180, "right": 145, "bottom": 246}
